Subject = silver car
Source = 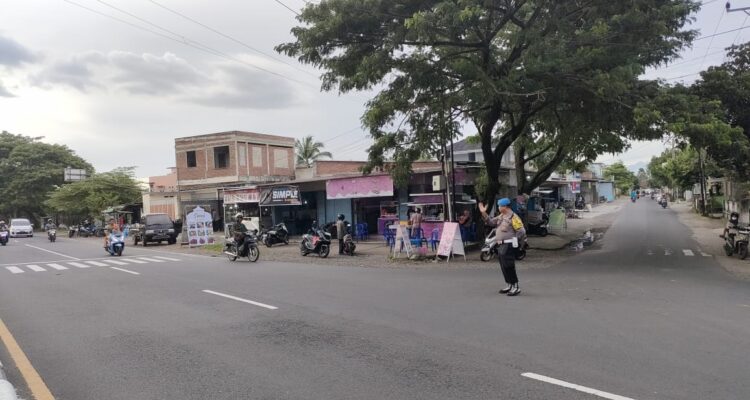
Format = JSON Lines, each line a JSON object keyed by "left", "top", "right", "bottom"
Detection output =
{"left": 10, "top": 218, "right": 33, "bottom": 238}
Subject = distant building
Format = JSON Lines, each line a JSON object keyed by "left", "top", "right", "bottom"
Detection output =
{"left": 143, "top": 167, "right": 179, "bottom": 220}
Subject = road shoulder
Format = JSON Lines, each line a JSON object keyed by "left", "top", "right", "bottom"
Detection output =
{"left": 674, "top": 202, "right": 750, "bottom": 280}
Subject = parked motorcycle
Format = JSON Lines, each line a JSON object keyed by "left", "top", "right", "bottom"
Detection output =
{"left": 261, "top": 222, "right": 289, "bottom": 247}
{"left": 480, "top": 228, "right": 527, "bottom": 261}
{"left": 722, "top": 212, "right": 749, "bottom": 259}
{"left": 0, "top": 230, "right": 8, "bottom": 246}
{"left": 526, "top": 211, "right": 549, "bottom": 237}
{"left": 48, "top": 228, "right": 57, "bottom": 242}
{"left": 342, "top": 223, "right": 356, "bottom": 256}
{"left": 224, "top": 230, "right": 260, "bottom": 262}
{"left": 68, "top": 225, "right": 78, "bottom": 238}
{"left": 300, "top": 224, "right": 332, "bottom": 258}
{"left": 105, "top": 231, "right": 125, "bottom": 256}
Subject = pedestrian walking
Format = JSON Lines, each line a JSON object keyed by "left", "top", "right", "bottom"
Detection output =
{"left": 479, "top": 198, "right": 525, "bottom": 296}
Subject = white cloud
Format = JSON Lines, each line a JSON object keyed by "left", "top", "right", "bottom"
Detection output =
{"left": 0, "top": 33, "right": 37, "bottom": 67}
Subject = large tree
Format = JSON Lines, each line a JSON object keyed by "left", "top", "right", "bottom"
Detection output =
{"left": 45, "top": 167, "right": 143, "bottom": 219}
{"left": 603, "top": 161, "right": 637, "bottom": 195}
{"left": 295, "top": 135, "right": 333, "bottom": 168}
{"left": 0, "top": 131, "right": 93, "bottom": 222}
{"left": 278, "top": 0, "right": 698, "bottom": 200}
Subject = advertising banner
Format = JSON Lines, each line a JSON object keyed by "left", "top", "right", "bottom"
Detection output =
{"left": 570, "top": 181, "right": 581, "bottom": 194}
{"left": 260, "top": 186, "right": 301, "bottom": 206}
{"left": 326, "top": 175, "right": 394, "bottom": 199}
{"left": 184, "top": 205, "right": 215, "bottom": 247}
{"left": 223, "top": 188, "right": 260, "bottom": 204}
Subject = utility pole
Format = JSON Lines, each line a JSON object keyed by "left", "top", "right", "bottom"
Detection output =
{"left": 698, "top": 147, "right": 708, "bottom": 216}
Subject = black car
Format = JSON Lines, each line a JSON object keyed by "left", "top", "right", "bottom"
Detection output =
{"left": 132, "top": 213, "right": 178, "bottom": 246}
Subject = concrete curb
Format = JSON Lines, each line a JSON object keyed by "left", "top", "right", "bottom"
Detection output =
{"left": 0, "top": 361, "right": 19, "bottom": 400}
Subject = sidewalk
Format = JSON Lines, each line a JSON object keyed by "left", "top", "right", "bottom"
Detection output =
{"left": 673, "top": 201, "right": 750, "bottom": 280}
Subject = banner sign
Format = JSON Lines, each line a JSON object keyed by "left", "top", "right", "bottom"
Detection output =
{"left": 437, "top": 222, "right": 465, "bottom": 261}
{"left": 184, "top": 205, "right": 215, "bottom": 247}
{"left": 223, "top": 188, "right": 260, "bottom": 204}
{"left": 570, "top": 181, "right": 581, "bottom": 194}
{"left": 260, "top": 185, "right": 301, "bottom": 206}
{"left": 327, "top": 175, "right": 394, "bottom": 199}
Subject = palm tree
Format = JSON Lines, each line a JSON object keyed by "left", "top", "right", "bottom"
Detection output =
{"left": 295, "top": 136, "right": 332, "bottom": 167}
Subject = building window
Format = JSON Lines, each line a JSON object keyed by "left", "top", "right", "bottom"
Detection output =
{"left": 186, "top": 151, "right": 197, "bottom": 168}
{"left": 274, "top": 148, "right": 289, "bottom": 169}
{"left": 214, "top": 146, "right": 229, "bottom": 169}
{"left": 468, "top": 152, "right": 476, "bottom": 162}
{"left": 239, "top": 144, "right": 247, "bottom": 167}
{"left": 252, "top": 147, "right": 263, "bottom": 167}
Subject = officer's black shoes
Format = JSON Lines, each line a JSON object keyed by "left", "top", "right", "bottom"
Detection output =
{"left": 507, "top": 285, "right": 521, "bottom": 296}
{"left": 499, "top": 285, "right": 513, "bottom": 294}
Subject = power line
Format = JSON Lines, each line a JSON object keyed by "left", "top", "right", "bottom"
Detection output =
{"left": 272, "top": 0, "right": 300, "bottom": 16}
{"left": 148, "top": 0, "right": 318, "bottom": 78}
{"left": 321, "top": 126, "right": 364, "bottom": 144}
{"left": 700, "top": 7, "right": 725, "bottom": 69}
{"left": 63, "top": 0, "right": 317, "bottom": 89}
{"left": 694, "top": 24, "right": 750, "bottom": 41}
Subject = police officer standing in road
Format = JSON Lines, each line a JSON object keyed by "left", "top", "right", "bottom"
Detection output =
{"left": 479, "top": 198, "right": 525, "bottom": 296}
{"left": 336, "top": 214, "right": 346, "bottom": 255}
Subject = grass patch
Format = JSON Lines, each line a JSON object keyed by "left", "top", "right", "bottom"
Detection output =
{"left": 202, "top": 243, "right": 223, "bottom": 252}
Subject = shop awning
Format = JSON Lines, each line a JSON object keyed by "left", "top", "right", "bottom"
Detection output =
{"left": 326, "top": 175, "right": 394, "bottom": 200}
{"left": 260, "top": 185, "right": 302, "bottom": 206}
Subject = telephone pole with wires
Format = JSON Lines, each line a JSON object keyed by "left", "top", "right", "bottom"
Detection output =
{"left": 726, "top": 1, "right": 750, "bottom": 14}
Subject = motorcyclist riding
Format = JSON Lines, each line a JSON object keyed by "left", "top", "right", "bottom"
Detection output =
{"left": 104, "top": 218, "right": 120, "bottom": 248}
{"left": 233, "top": 213, "right": 250, "bottom": 254}
{"left": 44, "top": 218, "right": 56, "bottom": 231}
{"left": 0, "top": 220, "right": 8, "bottom": 231}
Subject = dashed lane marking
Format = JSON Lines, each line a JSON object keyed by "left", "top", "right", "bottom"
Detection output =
{"left": 202, "top": 290, "right": 278, "bottom": 310}
{"left": 46, "top": 263, "right": 68, "bottom": 270}
{"left": 153, "top": 256, "right": 181, "bottom": 262}
{"left": 101, "top": 259, "right": 128, "bottom": 266}
{"left": 6, "top": 267, "right": 23, "bottom": 274}
{"left": 27, "top": 264, "right": 46, "bottom": 272}
{"left": 136, "top": 257, "right": 165, "bottom": 263}
{"left": 683, "top": 249, "right": 694, "bottom": 256}
{"left": 110, "top": 267, "right": 140, "bottom": 275}
{"left": 522, "top": 372, "right": 636, "bottom": 400}
{"left": 120, "top": 258, "right": 147, "bottom": 264}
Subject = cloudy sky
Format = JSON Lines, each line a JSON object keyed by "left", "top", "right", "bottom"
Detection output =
{"left": 0, "top": 0, "right": 746, "bottom": 177}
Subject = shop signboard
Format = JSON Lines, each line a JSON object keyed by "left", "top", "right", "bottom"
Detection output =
{"left": 260, "top": 185, "right": 301, "bottom": 206}
{"left": 437, "top": 222, "right": 466, "bottom": 261}
{"left": 570, "top": 181, "right": 581, "bottom": 194}
{"left": 392, "top": 225, "right": 412, "bottom": 258}
{"left": 184, "top": 205, "right": 215, "bottom": 247}
{"left": 223, "top": 188, "right": 260, "bottom": 204}
{"left": 327, "top": 175, "right": 394, "bottom": 200}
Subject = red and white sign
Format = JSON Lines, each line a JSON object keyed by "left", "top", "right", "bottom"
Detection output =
{"left": 569, "top": 182, "right": 581, "bottom": 194}
{"left": 223, "top": 188, "right": 260, "bottom": 204}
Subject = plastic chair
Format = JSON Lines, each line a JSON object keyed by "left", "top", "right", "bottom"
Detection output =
{"left": 383, "top": 230, "right": 395, "bottom": 250}
{"left": 355, "top": 224, "right": 366, "bottom": 241}
{"left": 468, "top": 223, "right": 477, "bottom": 242}
{"left": 362, "top": 222, "right": 369, "bottom": 240}
{"left": 410, "top": 228, "right": 425, "bottom": 249}
{"left": 429, "top": 228, "right": 440, "bottom": 251}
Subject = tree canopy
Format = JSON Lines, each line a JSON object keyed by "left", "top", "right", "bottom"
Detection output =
{"left": 45, "top": 167, "right": 143, "bottom": 218}
{"left": 278, "top": 0, "right": 698, "bottom": 199}
{"left": 0, "top": 131, "right": 93, "bottom": 222}
{"left": 295, "top": 135, "right": 333, "bottom": 168}
{"left": 603, "top": 161, "right": 637, "bottom": 195}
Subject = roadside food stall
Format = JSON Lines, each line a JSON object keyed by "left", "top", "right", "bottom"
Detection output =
{"left": 223, "top": 187, "right": 261, "bottom": 236}
{"left": 377, "top": 201, "right": 399, "bottom": 235}
{"left": 326, "top": 174, "right": 395, "bottom": 235}
{"left": 407, "top": 193, "right": 445, "bottom": 237}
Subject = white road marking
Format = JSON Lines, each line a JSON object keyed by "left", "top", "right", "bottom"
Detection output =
{"left": 202, "top": 290, "right": 278, "bottom": 310}
{"left": 84, "top": 260, "right": 109, "bottom": 267}
{"left": 682, "top": 249, "right": 694, "bottom": 256}
{"left": 121, "top": 258, "right": 147, "bottom": 264}
{"left": 102, "top": 259, "right": 128, "bottom": 266}
{"left": 700, "top": 251, "right": 711, "bottom": 257}
{"left": 6, "top": 267, "right": 24, "bottom": 274}
{"left": 23, "top": 244, "right": 79, "bottom": 260}
{"left": 46, "top": 263, "right": 68, "bottom": 270}
{"left": 110, "top": 267, "right": 140, "bottom": 275}
{"left": 646, "top": 249, "right": 653, "bottom": 255}
{"left": 67, "top": 262, "right": 91, "bottom": 269}
{"left": 136, "top": 257, "right": 164, "bottom": 263}
{"left": 153, "top": 256, "right": 180, "bottom": 261}
{"left": 26, "top": 265, "right": 46, "bottom": 272}
{"left": 664, "top": 248, "right": 673, "bottom": 256}
{"left": 522, "top": 372, "right": 636, "bottom": 400}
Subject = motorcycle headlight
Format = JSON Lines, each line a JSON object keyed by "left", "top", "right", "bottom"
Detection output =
{"left": 145, "top": 229, "right": 155, "bottom": 234}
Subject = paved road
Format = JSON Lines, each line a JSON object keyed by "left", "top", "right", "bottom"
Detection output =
{"left": 0, "top": 200, "right": 749, "bottom": 399}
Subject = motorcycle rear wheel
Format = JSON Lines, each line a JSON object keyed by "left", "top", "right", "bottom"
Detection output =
{"left": 480, "top": 250, "right": 494, "bottom": 262}
{"left": 248, "top": 246, "right": 260, "bottom": 262}
{"left": 739, "top": 243, "right": 748, "bottom": 260}
{"left": 300, "top": 242, "right": 308, "bottom": 256}
{"left": 724, "top": 243, "right": 734, "bottom": 256}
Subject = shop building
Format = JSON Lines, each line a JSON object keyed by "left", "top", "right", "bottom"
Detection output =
{"left": 143, "top": 167, "right": 180, "bottom": 220}
{"left": 174, "top": 130, "right": 296, "bottom": 229}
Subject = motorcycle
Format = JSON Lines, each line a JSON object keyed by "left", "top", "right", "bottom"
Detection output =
{"left": 660, "top": 198, "right": 668, "bottom": 208}
{"left": 342, "top": 223, "right": 356, "bottom": 256}
{"left": 68, "top": 225, "right": 78, "bottom": 238}
{"left": 0, "top": 230, "right": 8, "bottom": 246}
{"left": 105, "top": 231, "right": 125, "bottom": 256}
{"left": 722, "top": 212, "right": 749, "bottom": 259}
{"left": 224, "top": 230, "right": 260, "bottom": 262}
{"left": 480, "top": 228, "right": 527, "bottom": 261}
{"left": 301, "top": 226, "right": 332, "bottom": 258}
{"left": 48, "top": 229, "right": 57, "bottom": 242}
{"left": 260, "top": 222, "right": 289, "bottom": 247}
{"left": 526, "top": 211, "right": 549, "bottom": 237}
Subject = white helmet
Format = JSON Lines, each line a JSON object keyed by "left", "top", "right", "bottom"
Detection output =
{"left": 234, "top": 213, "right": 243, "bottom": 220}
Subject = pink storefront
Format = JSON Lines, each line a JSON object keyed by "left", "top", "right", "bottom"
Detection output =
{"left": 326, "top": 175, "right": 398, "bottom": 235}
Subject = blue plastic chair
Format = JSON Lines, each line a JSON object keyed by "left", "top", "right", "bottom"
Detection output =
{"left": 383, "top": 229, "right": 395, "bottom": 249}
{"left": 362, "top": 222, "right": 369, "bottom": 240}
{"left": 468, "top": 223, "right": 477, "bottom": 242}
{"left": 429, "top": 228, "right": 440, "bottom": 251}
{"left": 410, "top": 228, "right": 425, "bottom": 249}
{"left": 355, "top": 224, "right": 366, "bottom": 241}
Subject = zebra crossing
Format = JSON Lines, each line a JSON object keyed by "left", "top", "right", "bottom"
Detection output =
{"left": 647, "top": 248, "right": 712, "bottom": 257}
{"left": 4, "top": 255, "right": 181, "bottom": 275}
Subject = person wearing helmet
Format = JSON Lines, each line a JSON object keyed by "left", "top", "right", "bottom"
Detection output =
{"left": 0, "top": 220, "right": 7, "bottom": 231}
{"left": 44, "top": 218, "right": 56, "bottom": 232}
{"left": 234, "top": 213, "right": 249, "bottom": 253}
{"left": 479, "top": 198, "right": 525, "bottom": 296}
{"left": 336, "top": 214, "right": 346, "bottom": 255}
